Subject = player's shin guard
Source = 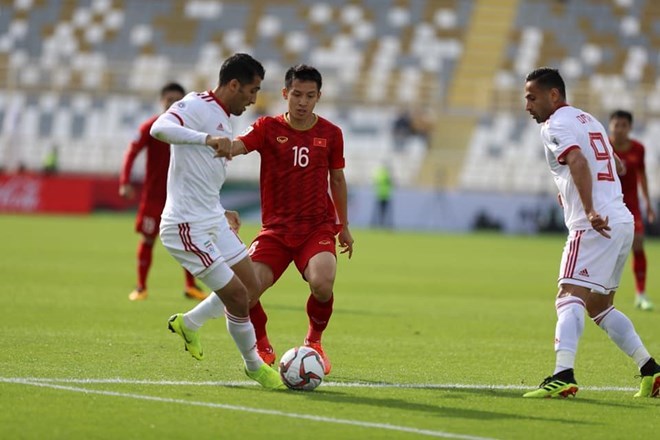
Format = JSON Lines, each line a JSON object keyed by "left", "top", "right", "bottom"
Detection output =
{"left": 593, "top": 306, "right": 651, "bottom": 368}
{"left": 225, "top": 311, "right": 263, "bottom": 371}
{"left": 306, "top": 294, "right": 334, "bottom": 343}
{"left": 553, "top": 296, "right": 585, "bottom": 375}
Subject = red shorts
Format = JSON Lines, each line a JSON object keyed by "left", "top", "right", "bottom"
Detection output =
{"left": 248, "top": 228, "right": 337, "bottom": 283}
{"left": 135, "top": 203, "right": 164, "bottom": 238}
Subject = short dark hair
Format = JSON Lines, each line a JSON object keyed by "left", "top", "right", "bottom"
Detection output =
{"left": 219, "top": 53, "right": 265, "bottom": 86}
{"left": 525, "top": 67, "right": 566, "bottom": 99}
{"left": 160, "top": 82, "right": 185, "bottom": 97}
{"left": 610, "top": 109, "right": 633, "bottom": 125}
{"left": 284, "top": 64, "right": 322, "bottom": 91}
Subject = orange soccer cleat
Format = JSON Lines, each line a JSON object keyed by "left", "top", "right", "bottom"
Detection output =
{"left": 184, "top": 285, "right": 208, "bottom": 301}
{"left": 128, "top": 288, "right": 148, "bottom": 301}
{"left": 304, "top": 339, "right": 331, "bottom": 375}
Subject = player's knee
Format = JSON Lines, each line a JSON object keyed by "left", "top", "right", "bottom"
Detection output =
{"left": 309, "top": 276, "right": 334, "bottom": 300}
{"left": 218, "top": 282, "right": 249, "bottom": 316}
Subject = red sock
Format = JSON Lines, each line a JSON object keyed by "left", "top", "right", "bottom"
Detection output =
{"left": 633, "top": 250, "right": 647, "bottom": 294}
{"left": 137, "top": 240, "right": 153, "bottom": 290}
{"left": 249, "top": 301, "right": 270, "bottom": 348}
{"left": 184, "top": 269, "right": 196, "bottom": 289}
{"left": 306, "top": 294, "right": 334, "bottom": 343}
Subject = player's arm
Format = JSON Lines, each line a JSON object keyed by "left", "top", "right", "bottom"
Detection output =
{"left": 564, "top": 149, "right": 611, "bottom": 238}
{"left": 229, "top": 139, "right": 249, "bottom": 157}
{"left": 150, "top": 113, "right": 232, "bottom": 158}
{"left": 329, "top": 168, "right": 354, "bottom": 258}
{"left": 613, "top": 152, "right": 626, "bottom": 175}
{"left": 119, "top": 125, "right": 149, "bottom": 199}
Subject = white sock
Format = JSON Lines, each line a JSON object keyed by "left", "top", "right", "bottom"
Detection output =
{"left": 594, "top": 306, "right": 651, "bottom": 368}
{"left": 183, "top": 293, "right": 224, "bottom": 331}
{"left": 553, "top": 296, "right": 585, "bottom": 375}
{"left": 225, "top": 311, "right": 264, "bottom": 371}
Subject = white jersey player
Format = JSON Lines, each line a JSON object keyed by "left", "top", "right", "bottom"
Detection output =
{"left": 150, "top": 53, "right": 283, "bottom": 389}
{"left": 522, "top": 67, "right": 660, "bottom": 399}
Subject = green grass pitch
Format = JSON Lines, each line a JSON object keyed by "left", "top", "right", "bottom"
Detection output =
{"left": 0, "top": 213, "right": 658, "bottom": 439}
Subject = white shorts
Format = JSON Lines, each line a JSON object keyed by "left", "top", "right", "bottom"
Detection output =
{"left": 558, "top": 222, "right": 633, "bottom": 294}
{"left": 160, "top": 216, "right": 248, "bottom": 291}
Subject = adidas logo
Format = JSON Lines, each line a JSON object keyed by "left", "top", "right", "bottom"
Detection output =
{"left": 578, "top": 268, "right": 589, "bottom": 277}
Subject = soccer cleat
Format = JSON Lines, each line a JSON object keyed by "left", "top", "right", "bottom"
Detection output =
{"left": 245, "top": 364, "right": 285, "bottom": 389}
{"left": 634, "top": 294, "right": 654, "bottom": 311}
{"left": 523, "top": 375, "right": 578, "bottom": 398}
{"left": 257, "top": 344, "right": 277, "bottom": 367}
{"left": 634, "top": 371, "right": 660, "bottom": 398}
{"left": 167, "top": 313, "right": 204, "bottom": 360}
{"left": 128, "top": 288, "right": 148, "bottom": 301}
{"left": 304, "top": 339, "right": 331, "bottom": 375}
{"left": 184, "top": 285, "right": 208, "bottom": 301}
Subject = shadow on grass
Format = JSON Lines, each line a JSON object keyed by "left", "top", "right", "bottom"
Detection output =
{"left": 236, "top": 385, "right": 593, "bottom": 425}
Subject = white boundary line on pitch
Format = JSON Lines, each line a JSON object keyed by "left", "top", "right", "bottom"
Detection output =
{"left": 0, "top": 377, "right": 638, "bottom": 392}
{"left": 2, "top": 378, "right": 496, "bottom": 440}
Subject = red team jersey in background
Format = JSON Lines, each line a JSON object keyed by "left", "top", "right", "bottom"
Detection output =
{"left": 616, "top": 139, "right": 646, "bottom": 225}
{"left": 238, "top": 114, "right": 345, "bottom": 243}
{"left": 120, "top": 115, "right": 170, "bottom": 234}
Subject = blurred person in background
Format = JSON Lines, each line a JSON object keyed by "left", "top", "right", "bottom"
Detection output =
{"left": 608, "top": 110, "right": 655, "bottom": 311}
{"left": 371, "top": 162, "right": 394, "bottom": 228}
{"left": 119, "top": 82, "right": 207, "bottom": 302}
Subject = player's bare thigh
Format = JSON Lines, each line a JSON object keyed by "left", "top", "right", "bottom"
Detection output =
{"left": 304, "top": 252, "right": 337, "bottom": 300}
{"left": 557, "top": 284, "right": 614, "bottom": 318}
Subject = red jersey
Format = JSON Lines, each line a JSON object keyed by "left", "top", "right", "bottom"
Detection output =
{"left": 614, "top": 138, "right": 646, "bottom": 214}
{"left": 119, "top": 115, "right": 170, "bottom": 212}
{"left": 238, "top": 114, "right": 345, "bottom": 237}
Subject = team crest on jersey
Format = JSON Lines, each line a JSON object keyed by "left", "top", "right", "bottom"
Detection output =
{"left": 276, "top": 136, "right": 288, "bottom": 144}
{"left": 313, "top": 137, "right": 327, "bottom": 148}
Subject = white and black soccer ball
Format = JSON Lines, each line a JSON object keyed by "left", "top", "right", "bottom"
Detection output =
{"left": 278, "top": 346, "right": 325, "bottom": 391}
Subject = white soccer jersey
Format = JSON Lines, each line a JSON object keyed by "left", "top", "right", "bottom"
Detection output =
{"left": 540, "top": 105, "right": 633, "bottom": 231}
{"left": 151, "top": 91, "right": 232, "bottom": 225}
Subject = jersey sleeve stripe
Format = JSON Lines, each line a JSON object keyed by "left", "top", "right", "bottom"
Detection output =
{"left": 557, "top": 145, "right": 580, "bottom": 165}
{"left": 168, "top": 111, "right": 185, "bottom": 126}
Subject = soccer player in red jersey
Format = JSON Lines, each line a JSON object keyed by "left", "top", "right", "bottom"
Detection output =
{"left": 227, "top": 64, "right": 354, "bottom": 374}
{"left": 119, "top": 82, "right": 207, "bottom": 302}
{"left": 609, "top": 110, "right": 656, "bottom": 311}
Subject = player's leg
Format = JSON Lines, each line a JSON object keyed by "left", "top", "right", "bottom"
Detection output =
{"left": 161, "top": 221, "right": 282, "bottom": 388}
{"left": 586, "top": 223, "right": 659, "bottom": 396}
{"left": 631, "top": 225, "right": 652, "bottom": 310}
{"left": 246, "top": 234, "right": 292, "bottom": 365}
{"left": 524, "top": 230, "right": 587, "bottom": 398}
{"left": 129, "top": 228, "right": 156, "bottom": 301}
{"left": 183, "top": 269, "right": 208, "bottom": 301}
{"left": 296, "top": 231, "right": 338, "bottom": 375}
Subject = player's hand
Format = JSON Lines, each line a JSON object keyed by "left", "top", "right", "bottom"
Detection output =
{"left": 119, "top": 183, "right": 135, "bottom": 199}
{"left": 224, "top": 210, "right": 241, "bottom": 232}
{"left": 587, "top": 211, "right": 611, "bottom": 238}
{"left": 338, "top": 227, "right": 354, "bottom": 259}
{"left": 648, "top": 207, "right": 656, "bottom": 224}
{"left": 206, "top": 136, "right": 233, "bottom": 159}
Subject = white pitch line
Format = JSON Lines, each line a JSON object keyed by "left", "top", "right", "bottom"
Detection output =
{"left": 0, "top": 377, "right": 638, "bottom": 392}
{"left": 3, "top": 378, "right": 496, "bottom": 440}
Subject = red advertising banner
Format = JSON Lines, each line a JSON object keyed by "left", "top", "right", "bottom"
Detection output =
{"left": 0, "top": 173, "right": 140, "bottom": 214}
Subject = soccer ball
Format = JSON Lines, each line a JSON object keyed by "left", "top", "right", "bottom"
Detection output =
{"left": 278, "top": 346, "right": 325, "bottom": 391}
